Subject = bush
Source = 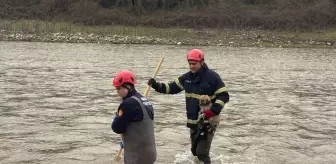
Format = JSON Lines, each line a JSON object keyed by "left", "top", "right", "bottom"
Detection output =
{"left": 0, "top": 0, "right": 335, "bottom": 30}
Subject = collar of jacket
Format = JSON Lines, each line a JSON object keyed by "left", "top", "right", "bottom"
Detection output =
{"left": 189, "top": 63, "right": 209, "bottom": 82}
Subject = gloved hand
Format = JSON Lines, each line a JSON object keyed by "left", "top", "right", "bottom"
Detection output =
{"left": 203, "top": 109, "right": 214, "bottom": 119}
{"left": 147, "top": 78, "right": 159, "bottom": 89}
{"left": 197, "top": 113, "right": 205, "bottom": 122}
{"left": 197, "top": 109, "right": 219, "bottom": 132}
{"left": 120, "top": 141, "right": 124, "bottom": 148}
{"left": 197, "top": 108, "right": 214, "bottom": 122}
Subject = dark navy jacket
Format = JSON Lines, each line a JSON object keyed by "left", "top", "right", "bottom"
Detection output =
{"left": 111, "top": 89, "right": 154, "bottom": 134}
{"left": 154, "top": 64, "right": 229, "bottom": 128}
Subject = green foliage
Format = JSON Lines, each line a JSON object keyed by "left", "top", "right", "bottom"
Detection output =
{"left": 0, "top": 0, "right": 335, "bottom": 30}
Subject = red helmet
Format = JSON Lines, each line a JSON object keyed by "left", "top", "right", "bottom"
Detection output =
{"left": 112, "top": 70, "right": 136, "bottom": 87}
{"left": 187, "top": 49, "right": 204, "bottom": 61}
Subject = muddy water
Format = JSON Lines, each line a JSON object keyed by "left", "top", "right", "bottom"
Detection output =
{"left": 0, "top": 41, "right": 335, "bottom": 164}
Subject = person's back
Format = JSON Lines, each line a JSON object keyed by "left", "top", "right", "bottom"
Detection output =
{"left": 123, "top": 92, "right": 156, "bottom": 164}
{"left": 111, "top": 70, "right": 156, "bottom": 164}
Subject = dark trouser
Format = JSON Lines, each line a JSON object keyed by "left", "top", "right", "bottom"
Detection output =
{"left": 190, "top": 127, "right": 214, "bottom": 164}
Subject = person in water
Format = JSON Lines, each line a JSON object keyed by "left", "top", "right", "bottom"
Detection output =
{"left": 111, "top": 70, "right": 157, "bottom": 164}
{"left": 148, "top": 49, "right": 229, "bottom": 164}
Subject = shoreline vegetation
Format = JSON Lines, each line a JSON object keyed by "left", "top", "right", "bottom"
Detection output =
{"left": 0, "top": 0, "right": 335, "bottom": 48}
{"left": 1, "top": 20, "right": 335, "bottom": 48}
{"left": 0, "top": 20, "right": 336, "bottom": 48}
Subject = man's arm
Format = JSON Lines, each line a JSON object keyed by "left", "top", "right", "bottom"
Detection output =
{"left": 210, "top": 74, "right": 230, "bottom": 115}
{"left": 111, "top": 101, "right": 134, "bottom": 134}
{"left": 149, "top": 75, "right": 185, "bottom": 94}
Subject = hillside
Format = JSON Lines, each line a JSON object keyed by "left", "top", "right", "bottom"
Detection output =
{"left": 1, "top": 0, "right": 335, "bottom": 30}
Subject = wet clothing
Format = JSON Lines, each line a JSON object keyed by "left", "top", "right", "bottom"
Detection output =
{"left": 111, "top": 89, "right": 157, "bottom": 164}
{"left": 152, "top": 63, "right": 229, "bottom": 128}
{"left": 151, "top": 63, "right": 229, "bottom": 163}
{"left": 190, "top": 126, "right": 214, "bottom": 164}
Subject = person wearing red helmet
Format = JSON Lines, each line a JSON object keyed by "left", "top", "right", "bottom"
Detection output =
{"left": 111, "top": 70, "right": 157, "bottom": 164}
{"left": 148, "top": 49, "right": 229, "bottom": 164}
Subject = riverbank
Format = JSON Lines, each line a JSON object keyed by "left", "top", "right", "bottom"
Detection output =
{"left": 1, "top": 20, "right": 335, "bottom": 48}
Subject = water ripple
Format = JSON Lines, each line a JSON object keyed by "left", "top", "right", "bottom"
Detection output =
{"left": 1, "top": 42, "right": 336, "bottom": 164}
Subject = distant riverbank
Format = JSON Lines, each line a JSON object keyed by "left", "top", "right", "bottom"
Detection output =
{"left": 1, "top": 20, "right": 335, "bottom": 48}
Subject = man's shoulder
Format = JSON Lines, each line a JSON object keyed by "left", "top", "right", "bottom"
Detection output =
{"left": 179, "top": 71, "right": 191, "bottom": 79}
{"left": 205, "top": 69, "right": 221, "bottom": 79}
{"left": 123, "top": 93, "right": 151, "bottom": 105}
{"left": 121, "top": 96, "right": 140, "bottom": 109}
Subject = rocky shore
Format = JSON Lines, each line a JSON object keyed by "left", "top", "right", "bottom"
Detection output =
{"left": 0, "top": 30, "right": 178, "bottom": 44}
{"left": 0, "top": 29, "right": 335, "bottom": 48}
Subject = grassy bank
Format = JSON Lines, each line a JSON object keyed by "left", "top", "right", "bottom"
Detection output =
{"left": 1, "top": 19, "right": 335, "bottom": 48}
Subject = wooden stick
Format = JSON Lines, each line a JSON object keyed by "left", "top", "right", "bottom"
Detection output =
{"left": 114, "top": 56, "right": 164, "bottom": 161}
{"left": 114, "top": 147, "right": 123, "bottom": 161}
{"left": 144, "top": 56, "right": 165, "bottom": 97}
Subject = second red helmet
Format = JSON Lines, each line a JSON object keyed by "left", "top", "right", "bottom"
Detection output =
{"left": 187, "top": 49, "right": 204, "bottom": 61}
{"left": 112, "top": 70, "right": 136, "bottom": 87}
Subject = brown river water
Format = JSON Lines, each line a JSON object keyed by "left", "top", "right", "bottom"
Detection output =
{"left": 0, "top": 41, "right": 335, "bottom": 164}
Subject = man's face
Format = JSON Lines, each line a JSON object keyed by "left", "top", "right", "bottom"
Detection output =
{"left": 115, "top": 86, "right": 128, "bottom": 98}
{"left": 188, "top": 60, "right": 202, "bottom": 73}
